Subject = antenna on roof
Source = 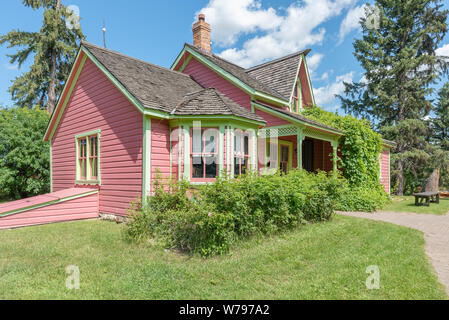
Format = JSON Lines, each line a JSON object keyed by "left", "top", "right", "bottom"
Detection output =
{"left": 102, "top": 19, "right": 107, "bottom": 48}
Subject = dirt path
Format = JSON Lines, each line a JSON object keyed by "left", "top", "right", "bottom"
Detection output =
{"left": 338, "top": 210, "right": 449, "bottom": 296}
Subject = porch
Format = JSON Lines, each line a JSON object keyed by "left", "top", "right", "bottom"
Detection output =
{"left": 257, "top": 124, "right": 341, "bottom": 175}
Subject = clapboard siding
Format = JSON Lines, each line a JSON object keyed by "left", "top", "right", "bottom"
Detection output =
{"left": 182, "top": 56, "right": 252, "bottom": 110}
{"left": 51, "top": 58, "right": 143, "bottom": 216}
{"left": 380, "top": 149, "right": 390, "bottom": 194}
{"left": 151, "top": 119, "right": 171, "bottom": 192}
{"left": 0, "top": 193, "right": 98, "bottom": 230}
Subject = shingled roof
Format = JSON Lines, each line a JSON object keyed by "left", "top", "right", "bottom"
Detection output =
{"left": 184, "top": 43, "right": 288, "bottom": 101}
{"left": 255, "top": 102, "right": 344, "bottom": 135}
{"left": 82, "top": 42, "right": 203, "bottom": 113}
{"left": 172, "top": 88, "right": 265, "bottom": 123}
{"left": 246, "top": 50, "right": 310, "bottom": 100}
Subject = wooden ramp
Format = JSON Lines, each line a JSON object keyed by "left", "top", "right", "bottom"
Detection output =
{"left": 0, "top": 188, "right": 99, "bottom": 230}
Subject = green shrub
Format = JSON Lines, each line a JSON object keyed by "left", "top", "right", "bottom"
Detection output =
{"left": 0, "top": 106, "right": 50, "bottom": 199}
{"left": 124, "top": 170, "right": 339, "bottom": 257}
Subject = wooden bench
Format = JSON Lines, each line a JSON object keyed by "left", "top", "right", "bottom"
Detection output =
{"left": 413, "top": 192, "right": 440, "bottom": 207}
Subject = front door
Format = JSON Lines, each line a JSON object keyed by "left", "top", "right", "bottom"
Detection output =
{"left": 302, "top": 139, "right": 314, "bottom": 172}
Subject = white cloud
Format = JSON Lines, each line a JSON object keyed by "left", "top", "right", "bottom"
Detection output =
{"left": 197, "top": 0, "right": 358, "bottom": 68}
{"left": 436, "top": 44, "right": 449, "bottom": 57}
{"left": 3, "top": 63, "right": 18, "bottom": 71}
{"left": 197, "top": 0, "right": 282, "bottom": 46}
{"left": 314, "top": 71, "right": 353, "bottom": 106}
{"left": 307, "top": 53, "right": 324, "bottom": 72}
{"left": 338, "top": 5, "right": 365, "bottom": 45}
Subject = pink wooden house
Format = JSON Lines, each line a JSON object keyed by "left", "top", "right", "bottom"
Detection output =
{"left": 0, "top": 15, "right": 394, "bottom": 229}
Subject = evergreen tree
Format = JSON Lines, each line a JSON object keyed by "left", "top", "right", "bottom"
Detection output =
{"left": 0, "top": 0, "right": 84, "bottom": 113}
{"left": 339, "top": 0, "right": 448, "bottom": 195}
{"left": 432, "top": 83, "right": 449, "bottom": 150}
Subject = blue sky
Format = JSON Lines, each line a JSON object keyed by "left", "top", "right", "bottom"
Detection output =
{"left": 1, "top": 0, "right": 448, "bottom": 112}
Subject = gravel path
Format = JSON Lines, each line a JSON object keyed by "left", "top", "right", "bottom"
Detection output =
{"left": 338, "top": 210, "right": 449, "bottom": 296}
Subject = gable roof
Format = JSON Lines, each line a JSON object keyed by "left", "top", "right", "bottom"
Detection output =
{"left": 246, "top": 50, "right": 310, "bottom": 100}
{"left": 182, "top": 43, "right": 288, "bottom": 101}
{"left": 82, "top": 42, "right": 203, "bottom": 114}
{"left": 172, "top": 87, "right": 265, "bottom": 123}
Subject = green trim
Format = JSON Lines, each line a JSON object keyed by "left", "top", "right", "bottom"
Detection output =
{"left": 45, "top": 54, "right": 87, "bottom": 141}
{"left": 302, "top": 54, "right": 316, "bottom": 106}
{"left": 75, "top": 129, "right": 101, "bottom": 139}
{"left": 183, "top": 124, "right": 191, "bottom": 180}
{"left": 297, "top": 128, "right": 304, "bottom": 168}
{"left": 172, "top": 115, "right": 264, "bottom": 127}
{"left": 288, "top": 56, "right": 303, "bottom": 106}
{"left": 49, "top": 142, "right": 53, "bottom": 193}
{"left": 218, "top": 125, "right": 225, "bottom": 177}
{"left": 252, "top": 101, "right": 343, "bottom": 137}
{"left": 0, "top": 189, "right": 99, "bottom": 218}
{"left": 142, "top": 116, "right": 152, "bottom": 201}
{"left": 251, "top": 101, "right": 344, "bottom": 137}
{"left": 177, "top": 54, "right": 192, "bottom": 73}
{"left": 75, "top": 129, "right": 102, "bottom": 186}
{"left": 279, "top": 140, "right": 293, "bottom": 171}
{"left": 172, "top": 47, "right": 289, "bottom": 107}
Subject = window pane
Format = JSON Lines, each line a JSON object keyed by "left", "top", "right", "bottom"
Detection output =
{"left": 205, "top": 156, "right": 217, "bottom": 178}
{"left": 242, "top": 158, "right": 248, "bottom": 175}
{"left": 234, "top": 157, "right": 240, "bottom": 176}
{"left": 243, "top": 135, "right": 249, "bottom": 156}
{"left": 294, "top": 84, "right": 299, "bottom": 98}
{"left": 204, "top": 129, "right": 217, "bottom": 154}
{"left": 192, "top": 128, "right": 202, "bottom": 153}
{"left": 234, "top": 131, "right": 241, "bottom": 154}
{"left": 192, "top": 156, "right": 204, "bottom": 178}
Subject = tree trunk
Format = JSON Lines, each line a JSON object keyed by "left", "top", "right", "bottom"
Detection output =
{"left": 46, "top": 0, "right": 62, "bottom": 114}
{"left": 423, "top": 168, "right": 440, "bottom": 192}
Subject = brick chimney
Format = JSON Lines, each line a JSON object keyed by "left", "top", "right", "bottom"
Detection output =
{"left": 192, "top": 14, "right": 211, "bottom": 54}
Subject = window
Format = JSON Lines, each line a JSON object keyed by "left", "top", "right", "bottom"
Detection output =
{"left": 291, "top": 81, "right": 301, "bottom": 113}
{"left": 191, "top": 127, "right": 218, "bottom": 180}
{"left": 234, "top": 130, "right": 250, "bottom": 176}
{"left": 76, "top": 130, "right": 101, "bottom": 184}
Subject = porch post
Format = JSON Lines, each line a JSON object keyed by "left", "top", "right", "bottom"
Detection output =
{"left": 331, "top": 140, "right": 339, "bottom": 173}
{"left": 297, "top": 128, "right": 304, "bottom": 169}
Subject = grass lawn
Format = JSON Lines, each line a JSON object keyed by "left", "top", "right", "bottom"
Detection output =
{"left": 0, "top": 215, "right": 446, "bottom": 300}
{"left": 381, "top": 196, "right": 449, "bottom": 215}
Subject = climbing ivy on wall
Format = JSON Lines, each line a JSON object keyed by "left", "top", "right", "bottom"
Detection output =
{"left": 302, "top": 107, "right": 383, "bottom": 188}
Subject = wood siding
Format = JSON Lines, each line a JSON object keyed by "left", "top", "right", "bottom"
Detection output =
{"left": 151, "top": 119, "right": 171, "bottom": 192}
{"left": 51, "top": 58, "right": 143, "bottom": 217}
{"left": 0, "top": 193, "right": 98, "bottom": 230}
{"left": 380, "top": 149, "right": 390, "bottom": 194}
{"left": 181, "top": 57, "right": 252, "bottom": 110}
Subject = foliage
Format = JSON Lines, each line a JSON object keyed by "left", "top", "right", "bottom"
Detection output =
{"left": 337, "top": 0, "right": 448, "bottom": 195}
{"left": 0, "top": 0, "right": 84, "bottom": 112}
{"left": 125, "top": 171, "right": 338, "bottom": 257}
{"left": 125, "top": 170, "right": 389, "bottom": 257}
{"left": 431, "top": 83, "right": 449, "bottom": 189}
{"left": 302, "top": 107, "right": 384, "bottom": 188}
{"left": 0, "top": 107, "right": 50, "bottom": 199}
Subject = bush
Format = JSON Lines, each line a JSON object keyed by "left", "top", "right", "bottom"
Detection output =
{"left": 124, "top": 170, "right": 338, "bottom": 257}
{"left": 0, "top": 106, "right": 50, "bottom": 199}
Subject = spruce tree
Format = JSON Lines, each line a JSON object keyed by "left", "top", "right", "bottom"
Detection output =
{"left": 339, "top": 0, "right": 448, "bottom": 195}
{"left": 432, "top": 83, "right": 449, "bottom": 150}
{"left": 0, "top": 0, "right": 84, "bottom": 113}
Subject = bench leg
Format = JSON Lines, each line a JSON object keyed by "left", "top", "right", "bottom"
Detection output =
{"left": 426, "top": 197, "right": 430, "bottom": 207}
{"left": 437, "top": 193, "right": 440, "bottom": 204}
{"left": 415, "top": 197, "right": 419, "bottom": 206}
